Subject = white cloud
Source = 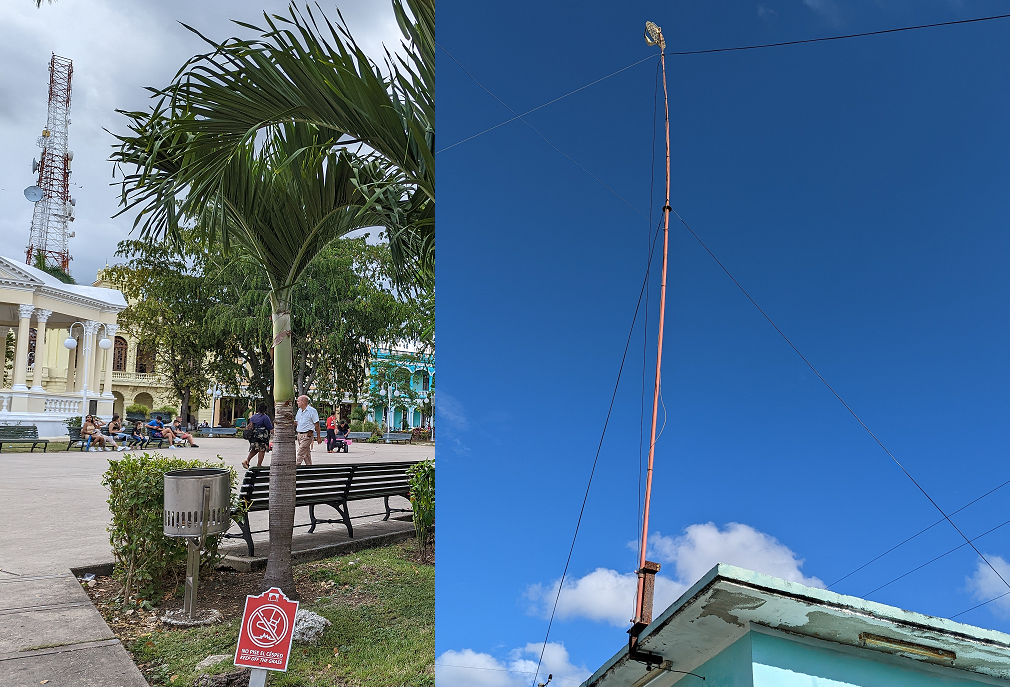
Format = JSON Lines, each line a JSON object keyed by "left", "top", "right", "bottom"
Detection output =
{"left": 525, "top": 568, "right": 687, "bottom": 627}
{"left": 436, "top": 643, "right": 589, "bottom": 687}
{"left": 650, "top": 522, "right": 825, "bottom": 588}
{"left": 966, "top": 555, "right": 1010, "bottom": 618}
{"left": 802, "top": 0, "right": 843, "bottom": 26}
{"left": 435, "top": 391, "right": 470, "bottom": 455}
{"left": 437, "top": 391, "right": 468, "bottom": 430}
{"left": 757, "top": 4, "right": 778, "bottom": 17}
{"left": 436, "top": 649, "right": 520, "bottom": 687}
{"left": 525, "top": 522, "right": 822, "bottom": 626}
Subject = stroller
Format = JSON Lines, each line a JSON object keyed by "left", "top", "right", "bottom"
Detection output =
{"left": 330, "top": 433, "right": 350, "bottom": 453}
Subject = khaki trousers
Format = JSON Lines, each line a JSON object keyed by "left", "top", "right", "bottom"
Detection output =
{"left": 296, "top": 432, "right": 314, "bottom": 465}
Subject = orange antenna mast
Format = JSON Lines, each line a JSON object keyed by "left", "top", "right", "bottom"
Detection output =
{"left": 630, "top": 20, "right": 670, "bottom": 658}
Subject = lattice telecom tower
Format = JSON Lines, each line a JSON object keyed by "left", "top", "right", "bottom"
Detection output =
{"left": 25, "top": 53, "right": 75, "bottom": 273}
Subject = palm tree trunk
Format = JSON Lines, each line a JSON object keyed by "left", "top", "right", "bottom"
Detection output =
{"left": 262, "top": 290, "right": 298, "bottom": 596}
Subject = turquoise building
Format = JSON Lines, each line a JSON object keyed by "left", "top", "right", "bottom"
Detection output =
{"left": 585, "top": 564, "right": 1010, "bottom": 687}
{"left": 365, "top": 346, "right": 434, "bottom": 431}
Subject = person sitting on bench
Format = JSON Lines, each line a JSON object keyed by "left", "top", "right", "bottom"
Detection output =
{"left": 127, "top": 420, "right": 149, "bottom": 450}
{"left": 171, "top": 417, "right": 199, "bottom": 447}
{"left": 107, "top": 414, "right": 130, "bottom": 452}
{"left": 146, "top": 415, "right": 177, "bottom": 449}
{"left": 82, "top": 415, "right": 114, "bottom": 451}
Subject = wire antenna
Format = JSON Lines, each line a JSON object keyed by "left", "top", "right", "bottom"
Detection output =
{"left": 630, "top": 20, "right": 670, "bottom": 651}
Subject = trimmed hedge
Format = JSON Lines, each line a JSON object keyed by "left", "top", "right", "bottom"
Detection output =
{"left": 103, "top": 453, "right": 239, "bottom": 604}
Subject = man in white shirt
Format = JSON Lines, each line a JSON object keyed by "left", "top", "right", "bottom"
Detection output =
{"left": 294, "top": 395, "right": 322, "bottom": 465}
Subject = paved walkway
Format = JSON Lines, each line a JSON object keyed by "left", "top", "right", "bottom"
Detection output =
{"left": 0, "top": 438, "right": 433, "bottom": 574}
{"left": 0, "top": 438, "right": 432, "bottom": 686}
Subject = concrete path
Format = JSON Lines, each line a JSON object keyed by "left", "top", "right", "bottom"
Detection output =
{"left": 0, "top": 438, "right": 433, "bottom": 686}
{"left": 0, "top": 438, "right": 433, "bottom": 574}
{"left": 0, "top": 572, "right": 147, "bottom": 686}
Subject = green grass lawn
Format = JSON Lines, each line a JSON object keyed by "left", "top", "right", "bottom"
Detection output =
{"left": 129, "top": 541, "right": 434, "bottom": 686}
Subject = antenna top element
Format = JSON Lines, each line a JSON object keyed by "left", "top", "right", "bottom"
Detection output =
{"left": 645, "top": 21, "right": 665, "bottom": 49}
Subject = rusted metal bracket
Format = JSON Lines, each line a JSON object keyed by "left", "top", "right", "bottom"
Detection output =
{"left": 627, "top": 647, "right": 666, "bottom": 671}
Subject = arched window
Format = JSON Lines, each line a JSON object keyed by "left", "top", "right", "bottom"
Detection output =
{"left": 421, "top": 370, "right": 430, "bottom": 392}
{"left": 135, "top": 346, "right": 155, "bottom": 374}
{"left": 113, "top": 336, "right": 128, "bottom": 371}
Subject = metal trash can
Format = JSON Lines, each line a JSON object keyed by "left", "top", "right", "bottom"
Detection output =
{"left": 163, "top": 468, "right": 231, "bottom": 619}
{"left": 163, "top": 468, "right": 231, "bottom": 537}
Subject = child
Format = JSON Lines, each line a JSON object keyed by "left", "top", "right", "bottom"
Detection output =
{"left": 128, "top": 421, "right": 149, "bottom": 450}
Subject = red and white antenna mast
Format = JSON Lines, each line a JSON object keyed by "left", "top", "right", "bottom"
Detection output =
{"left": 629, "top": 20, "right": 671, "bottom": 660}
{"left": 25, "top": 53, "right": 75, "bottom": 274}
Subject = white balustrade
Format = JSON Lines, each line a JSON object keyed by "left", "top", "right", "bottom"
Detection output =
{"left": 43, "top": 396, "right": 82, "bottom": 414}
{"left": 111, "top": 370, "right": 161, "bottom": 384}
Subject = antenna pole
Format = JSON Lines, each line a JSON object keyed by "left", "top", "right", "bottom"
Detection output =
{"left": 634, "top": 22, "right": 671, "bottom": 630}
{"left": 26, "top": 53, "right": 74, "bottom": 274}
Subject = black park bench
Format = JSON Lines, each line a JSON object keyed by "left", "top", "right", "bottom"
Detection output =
{"left": 227, "top": 461, "right": 416, "bottom": 557}
{"left": 383, "top": 432, "right": 413, "bottom": 444}
{"left": 0, "top": 425, "right": 49, "bottom": 452}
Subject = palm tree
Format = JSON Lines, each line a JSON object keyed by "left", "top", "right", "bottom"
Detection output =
{"left": 113, "top": 119, "right": 389, "bottom": 594}
{"left": 120, "top": 0, "right": 433, "bottom": 288}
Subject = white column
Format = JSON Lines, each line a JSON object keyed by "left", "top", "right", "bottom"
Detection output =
{"left": 65, "top": 328, "right": 79, "bottom": 392}
{"left": 0, "top": 326, "right": 9, "bottom": 388}
{"left": 11, "top": 304, "right": 34, "bottom": 391}
{"left": 29, "top": 309, "right": 52, "bottom": 392}
{"left": 92, "top": 328, "right": 105, "bottom": 399}
{"left": 101, "top": 323, "right": 118, "bottom": 397}
{"left": 81, "top": 320, "right": 99, "bottom": 406}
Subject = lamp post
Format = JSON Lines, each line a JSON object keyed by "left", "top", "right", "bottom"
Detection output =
{"left": 206, "top": 384, "right": 223, "bottom": 436}
{"left": 64, "top": 321, "right": 113, "bottom": 417}
{"left": 380, "top": 383, "right": 400, "bottom": 430}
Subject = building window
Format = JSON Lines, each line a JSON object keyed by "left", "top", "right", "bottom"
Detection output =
{"left": 135, "top": 346, "right": 155, "bottom": 374}
{"left": 422, "top": 371, "right": 430, "bottom": 392}
{"left": 113, "top": 337, "right": 128, "bottom": 372}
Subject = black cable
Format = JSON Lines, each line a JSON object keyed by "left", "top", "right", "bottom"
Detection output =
{"left": 672, "top": 210, "right": 1010, "bottom": 595}
{"left": 437, "top": 43, "right": 650, "bottom": 226}
{"left": 516, "top": 218, "right": 661, "bottom": 687}
{"left": 828, "top": 477, "right": 1010, "bottom": 589}
{"left": 668, "top": 13, "right": 1010, "bottom": 56}
{"left": 435, "top": 13, "right": 1010, "bottom": 153}
{"left": 952, "top": 589, "right": 1010, "bottom": 619}
{"left": 436, "top": 54, "right": 658, "bottom": 154}
{"left": 862, "top": 517, "right": 1010, "bottom": 598}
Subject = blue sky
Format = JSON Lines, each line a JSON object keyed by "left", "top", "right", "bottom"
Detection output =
{"left": 436, "top": 1, "right": 1010, "bottom": 684}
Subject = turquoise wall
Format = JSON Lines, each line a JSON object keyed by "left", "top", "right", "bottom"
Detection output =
{"left": 680, "top": 633, "right": 754, "bottom": 687}
{"left": 751, "top": 631, "right": 990, "bottom": 687}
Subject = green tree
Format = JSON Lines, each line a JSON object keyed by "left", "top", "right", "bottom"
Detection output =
{"left": 205, "top": 237, "right": 414, "bottom": 412}
{"left": 114, "top": 120, "right": 387, "bottom": 595}
{"left": 102, "top": 234, "right": 217, "bottom": 423}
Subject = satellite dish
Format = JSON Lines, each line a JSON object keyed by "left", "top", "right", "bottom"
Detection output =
{"left": 23, "top": 186, "right": 43, "bottom": 202}
{"left": 32, "top": 159, "right": 39, "bottom": 173}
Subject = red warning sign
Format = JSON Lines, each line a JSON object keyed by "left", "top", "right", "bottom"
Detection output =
{"left": 234, "top": 587, "right": 299, "bottom": 672}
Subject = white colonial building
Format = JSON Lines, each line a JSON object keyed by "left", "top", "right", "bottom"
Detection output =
{"left": 0, "top": 255, "right": 126, "bottom": 436}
